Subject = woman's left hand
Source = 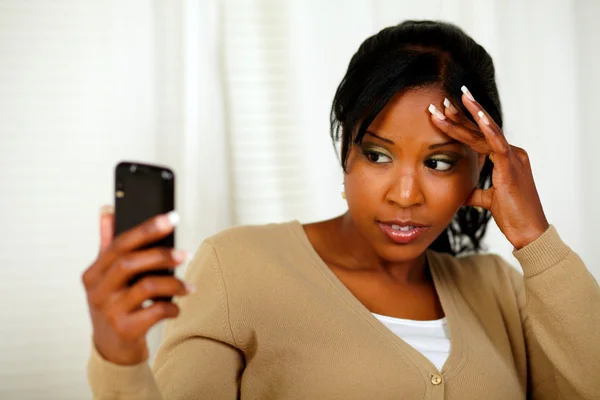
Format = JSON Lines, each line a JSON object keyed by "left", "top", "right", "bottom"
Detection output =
{"left": 429, "top": 86, "right": 549, "bottom": 250}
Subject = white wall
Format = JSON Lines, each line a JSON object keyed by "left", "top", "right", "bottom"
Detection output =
{"left": 223, "top": 0, "right": 597, "bottom": 270}
{"left": 575, "top": 0, "right": 600, "bottom": 275}
{"left": 0, "top": 1, "right": 233, "bottom": 397}
{"left": 0, "top": 1, "right": 159, "bottom": 398}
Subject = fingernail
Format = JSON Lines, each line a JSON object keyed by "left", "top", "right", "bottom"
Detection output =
{"left": 184, "top": 282, "right": 197, "bottom": 294}
{"left": 461, "top": 85, "right": 475, "bottom": 101}
{"left": 477, "top": 110, "right": 491, "bottom": 126}
{"left": 166, "top": 210, "right": 180, "bottom": 226}
{"left": 428, "top": 104, "right": 446, "bottom": 120}
{"left": 443, "top": 98, "right": 458, "bottom": 114}
{"left": 99, "top": 204, "right": 114, "bottom": 216}
{"left": 157, "top": 210, "right": 179, "bottom": 230}
{"left": 171, "top": 249, "right": 188, "bottom": 263}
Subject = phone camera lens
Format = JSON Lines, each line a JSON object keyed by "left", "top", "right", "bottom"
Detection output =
{"left": 129, "top": 165, "right": 137, "bottom": 173}
{"left": 161, "top": 171, "right": 173, "bottom": 180}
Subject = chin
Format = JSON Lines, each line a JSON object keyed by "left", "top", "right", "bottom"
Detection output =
{"left": 376, "top": 242, "right": 430, "bottom": 263}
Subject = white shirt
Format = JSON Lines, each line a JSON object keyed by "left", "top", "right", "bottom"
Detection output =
{"left": 372, "top": 312, "right": 451, "bottom": 371}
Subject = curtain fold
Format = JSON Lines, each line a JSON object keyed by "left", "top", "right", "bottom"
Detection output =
{"left": 219, "top": 0, "right": 589, "bottom": 267}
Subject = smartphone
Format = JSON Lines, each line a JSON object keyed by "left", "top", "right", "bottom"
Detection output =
{"left": 114, "top": 161, "right": 175, "bottom": 301}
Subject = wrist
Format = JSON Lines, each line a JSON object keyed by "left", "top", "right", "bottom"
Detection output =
{"left": 511, "top": 222, "right": 550, "bottom": 250}
{"left": 93, "top": 336, "right": 148, "bottom": 366}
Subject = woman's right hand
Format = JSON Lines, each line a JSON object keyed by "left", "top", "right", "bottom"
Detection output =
{"left": 82, "top": 206, "right": 194, "bottom": 365}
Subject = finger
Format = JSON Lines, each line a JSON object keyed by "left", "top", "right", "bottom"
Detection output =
{"left": 111, "top": 211, "right": 179, "bottom": 255}
{"left": 114, "top": 301, "right": 180, "bottom": 341}
{"left": 443, "top": 98, "right": 479, "bottom": 130}
{"left": 511, "top": 145, "right": 530, "bottom": 165}
{"left": 99, "top": 205, "right": 115, "bottom": 254}
{"left": 82, "top": 205, "right": 116, "bottom": 291}
{"left": 117, "top": 276, "right": 193, "bottom": 312}
{"left": 84, "top": 210, "right": 179, "bottom": 291}
{"left": 442, "top": 97, "right": 461, "bottom": 123}
{"left": 464, "top": 187, "right": 494, "bottom": 210}
{"left": 99, "top": 247, "right": 188, "bottom": 293}
{"left": 460, "top": 86, "right": 511, "bottom": 159}
{"left": 428, "top": 104, "right": 491, "bottom": 154}
{"left": 460, "top": 86, "right": 503, "bottom": 132}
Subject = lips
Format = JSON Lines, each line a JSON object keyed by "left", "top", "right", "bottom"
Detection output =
{"left": 377, "top": 220, "right": 429, "bottom": 244}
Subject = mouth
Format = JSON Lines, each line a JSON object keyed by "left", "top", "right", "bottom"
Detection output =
{"left": 377, "top": 220, "right": 430, "bottom": 244}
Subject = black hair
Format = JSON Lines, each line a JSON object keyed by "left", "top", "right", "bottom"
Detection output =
{"left": 330, "top": 20, "right": 501, "bottom": 256}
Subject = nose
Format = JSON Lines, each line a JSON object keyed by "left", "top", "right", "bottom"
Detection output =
{"left": 386, "top": 173, "right": 425, "bottom": 208}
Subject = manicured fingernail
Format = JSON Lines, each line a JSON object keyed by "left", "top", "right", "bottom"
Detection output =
{"left": 99, "top": 204, "right": 114, "bottom": 216}
{"left": 443, "top": 98, "right": 458, "bottom": 114}
{"left": 428, "top": 104, "right": 446, "bottom": 120}
{"left": 171, "top": 249, "right": 188, "bottom": 263}
{"left": 184, "top": 282, "right": 197, "bottom": 294}
{"left": 461, "top": 85, "right": 475, "bottom": 101}
{"left": 157, "top": 211, "right": 179, "bottom": 230}
{"left": 166, "top": 211, "right": 180, "bottom": 226}
{"left": 142, "top": 299, "right": 153, "bottom": 308}
{"left": 477, "top": 110, "right": 490, "bottom": 126}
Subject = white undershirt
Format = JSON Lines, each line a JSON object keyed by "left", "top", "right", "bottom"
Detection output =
{"left": 372, "top": 312, "right": 451, "bottom": 371}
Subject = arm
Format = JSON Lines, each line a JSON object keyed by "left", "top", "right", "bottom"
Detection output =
{"left": 433, "top": 87, "right": 600, "bottom": 398}
{"left": 152, "top": 240, "right": 244, "bottom": 398}
{"left": 87, "top": 241, "right": 244, "bottom": 399}
{"left": 504, "top": 226, "right": 600, "bottom": 399}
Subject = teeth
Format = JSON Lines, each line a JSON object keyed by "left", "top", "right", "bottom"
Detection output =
{"left": 391, "top": 224, "right": 415, "bottom": 231}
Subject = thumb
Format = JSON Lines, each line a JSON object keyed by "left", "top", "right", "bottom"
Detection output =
{"left": 99, "top": 205, "right": 114, "bottom": 254}
{"left": 464, "top": 187, "right": 493, "bottom": 210}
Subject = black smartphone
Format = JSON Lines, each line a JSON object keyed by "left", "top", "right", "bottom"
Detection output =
{"left": 114, "top": 161, "right": 175, "bottom": 301}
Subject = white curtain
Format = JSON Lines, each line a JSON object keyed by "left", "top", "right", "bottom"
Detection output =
{"left": 0, "top": 0, "right": 597, "bottom": 398}
{"left": 220, "top": 0, "right": 593, "bottom": 266}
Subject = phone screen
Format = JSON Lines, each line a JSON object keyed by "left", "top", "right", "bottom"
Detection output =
{"left": 114, "top": 162, "right": 175, "bottom": 293}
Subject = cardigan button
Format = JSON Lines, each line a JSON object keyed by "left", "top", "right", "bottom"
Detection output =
{"left": 431, "top": 374, "right": 443, "bottom": 385}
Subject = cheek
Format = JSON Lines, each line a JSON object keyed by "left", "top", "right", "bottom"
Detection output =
{"left": 422, "top": 165, "right": 478, "bottom": 215}
{"left": 344, "top": 152, "right": 387, "bottom": 209}
{"left": 345, "top": 167, "right": 380, "bottom": 206}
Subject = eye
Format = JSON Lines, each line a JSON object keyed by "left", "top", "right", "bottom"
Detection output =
{"left": 425, "top": 158, "right": 456, "bottom": 172}
{"left": 363, "top": 150, "right": 392, "bottom": 164}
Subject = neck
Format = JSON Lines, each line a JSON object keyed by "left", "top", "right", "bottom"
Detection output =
{"left": 332, "top": 212, "right": 429, "bottom": 285}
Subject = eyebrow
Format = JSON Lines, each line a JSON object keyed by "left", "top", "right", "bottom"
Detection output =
{"left": 365, "top": 131, "right": 394, "bottom": 144}
{"left": 428, "top": 140, "right": 460, "bottom": 150}
{"left": 365, "top": 131, "right": 460, "bottom": 150}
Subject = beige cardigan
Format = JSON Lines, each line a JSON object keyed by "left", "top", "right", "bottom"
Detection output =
{"left": 88, "top": 222, "right": 600, "bottom": 399}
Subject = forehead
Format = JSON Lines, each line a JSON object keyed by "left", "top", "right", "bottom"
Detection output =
{"left": 367, "top": 86, "right": 448, "bottom": 143}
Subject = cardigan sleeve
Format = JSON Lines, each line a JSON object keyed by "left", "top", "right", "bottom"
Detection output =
{"left": 87, "top": 241, "right": 244, "bottom": 399}
{"left": 502, "top": 225, "right": 600, "bottom": 399}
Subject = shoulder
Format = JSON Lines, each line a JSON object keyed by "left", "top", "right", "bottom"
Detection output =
{"left": 198, "top": 220, "right": 308, "bottom": 273}
{"left": 204, "top": 220, "right": 300, "bottom": 253}
{"left": 434, "top": 249, "right": 521, "bottom": 277}
{"left": 429, "top": 250, "right": 524, "bottom": 297}
{"left": 429, "top": 250, "right": 526, "bottom": 325}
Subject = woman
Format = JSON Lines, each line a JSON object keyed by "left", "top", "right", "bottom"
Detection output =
{"left": 83, "top": 21, "right": 600, "bottom": 399}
